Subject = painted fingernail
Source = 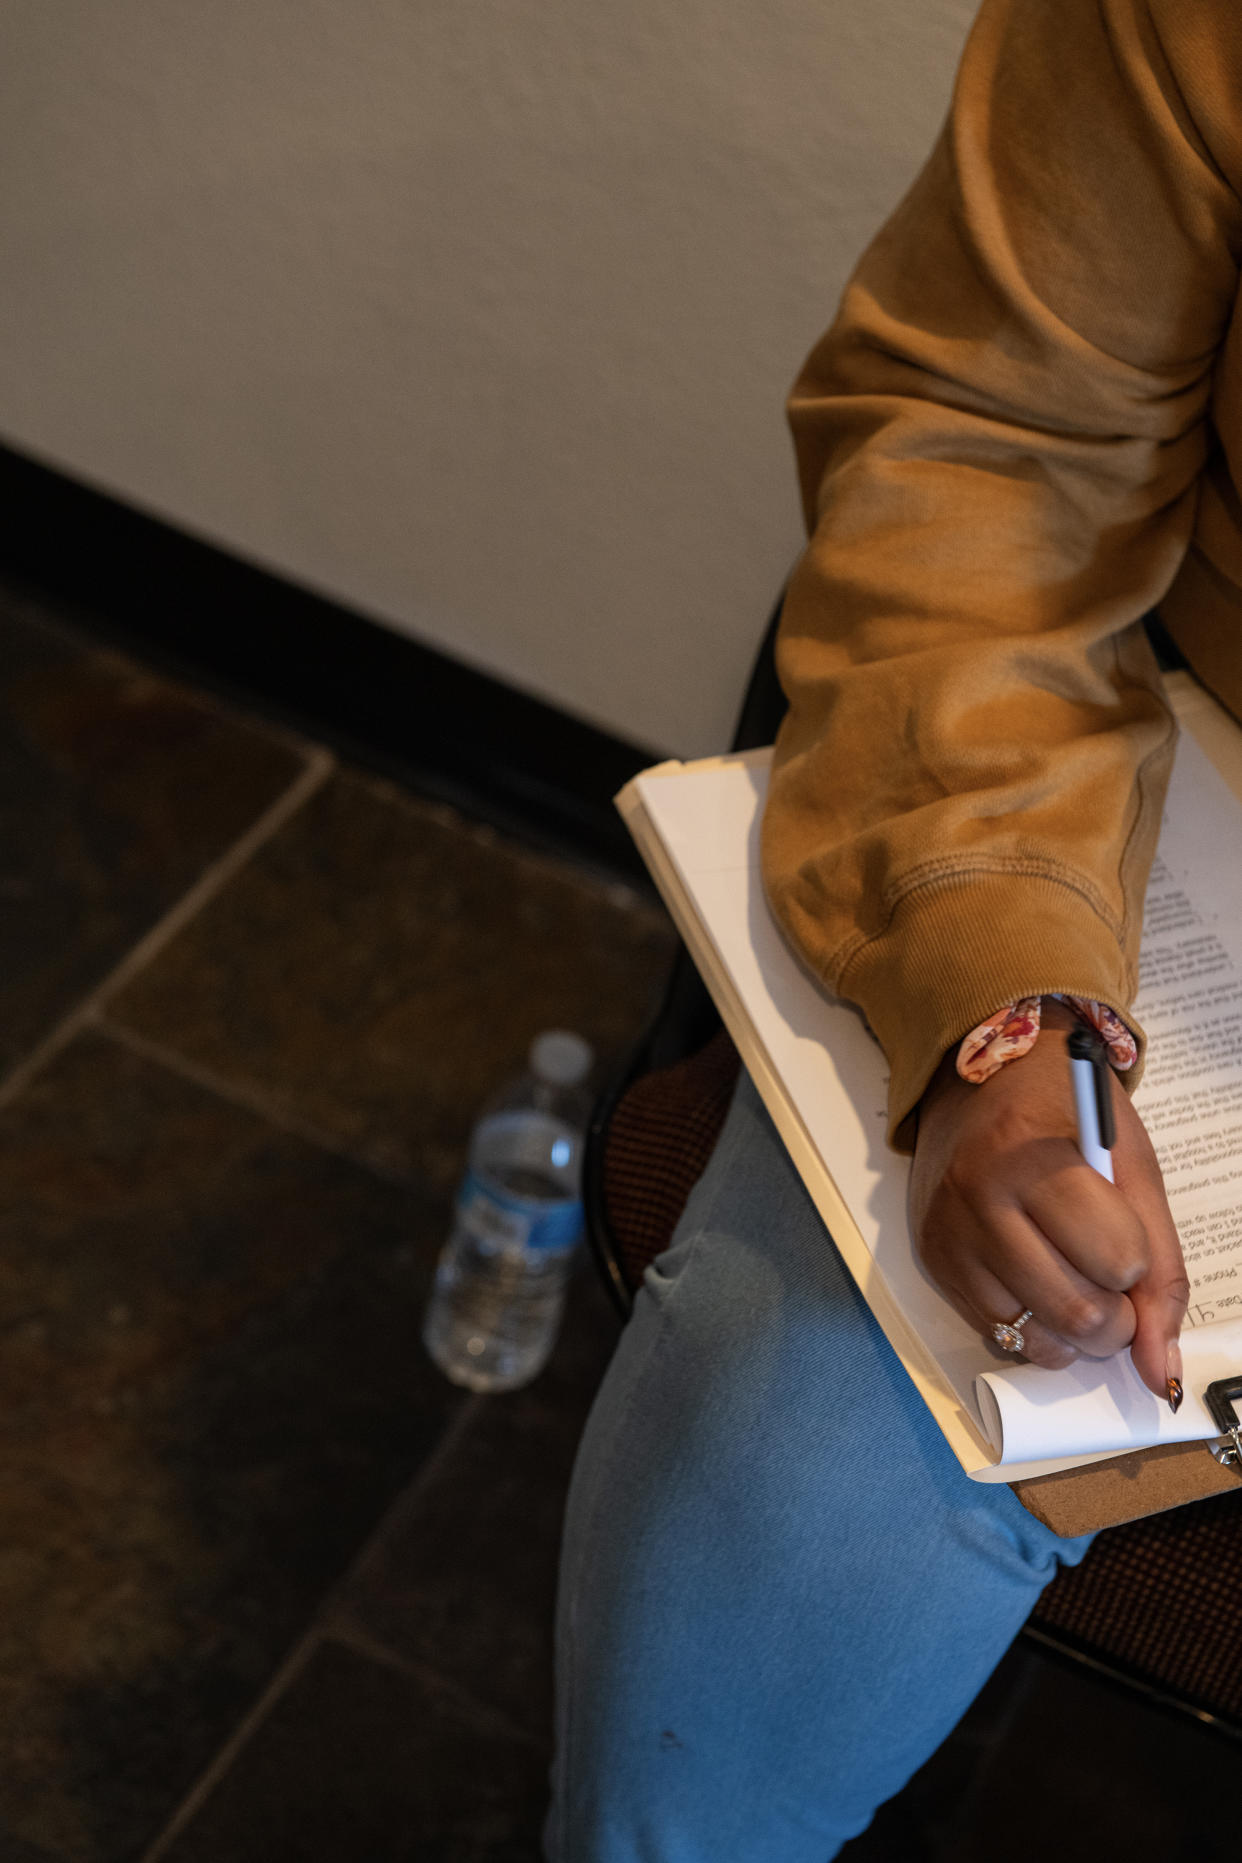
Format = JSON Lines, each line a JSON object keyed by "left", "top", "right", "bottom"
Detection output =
{"left": 1166, "top": 1340, "right": 1184, "bottom": 1415}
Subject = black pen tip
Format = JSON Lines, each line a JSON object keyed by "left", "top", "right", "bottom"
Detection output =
{"left": 1067, "top": 1026, "right": 1103, "bottom": 1063}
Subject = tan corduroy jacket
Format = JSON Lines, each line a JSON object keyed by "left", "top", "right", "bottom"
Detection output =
{"left": 761, "top": 0, "right": 1242, "bottom": 1149}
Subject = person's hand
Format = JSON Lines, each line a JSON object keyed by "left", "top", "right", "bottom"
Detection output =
{"left": 909, "top": 1001, "right": 1188, "bottom": 1402}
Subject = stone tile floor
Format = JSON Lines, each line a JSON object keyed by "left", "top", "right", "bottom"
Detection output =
{"left": 0, "top": 577, "right": 1235, "bottom": 1862}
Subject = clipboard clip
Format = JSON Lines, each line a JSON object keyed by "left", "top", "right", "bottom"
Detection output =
{"left": 1205, "top": 1377, "right": 1242, "bottom": 1473}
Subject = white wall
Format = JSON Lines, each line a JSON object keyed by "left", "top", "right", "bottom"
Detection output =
{"left": 0, "top": 0, "right": 975, "bottom": 756}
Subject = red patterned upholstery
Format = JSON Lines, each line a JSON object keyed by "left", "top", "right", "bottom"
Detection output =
{"left": 597, "top": 1029, "right": 1242, "bottom": 1730}
{"left": 601, "top": 1030, "right": 741, "bottom": 1289}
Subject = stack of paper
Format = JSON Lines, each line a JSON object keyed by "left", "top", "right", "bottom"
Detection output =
{"left": 619, "top": 674, "right": 1242, "bottom": 1497}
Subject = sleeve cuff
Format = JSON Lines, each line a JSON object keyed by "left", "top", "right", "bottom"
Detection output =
{"left": 833, "top": 870, "right": 1146, "bottom": 1150}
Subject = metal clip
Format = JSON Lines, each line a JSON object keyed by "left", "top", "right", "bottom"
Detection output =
{"left": 1205, "top": 1376, "right": 1242, "bottom": 1473}
{"left": 1210, "top": 1434, "right": 1242, "bottom": 1470}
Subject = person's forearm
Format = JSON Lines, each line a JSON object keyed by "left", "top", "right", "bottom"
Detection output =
{"left": 761, "top": 0, "right": 1242, "bottom": 1146}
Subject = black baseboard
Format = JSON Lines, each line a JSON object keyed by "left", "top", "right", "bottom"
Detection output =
{"left": 0, "top": 440, "right": 660, "bottom": 884}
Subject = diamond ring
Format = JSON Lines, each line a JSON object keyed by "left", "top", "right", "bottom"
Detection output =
{"left": 990, "top": 1309, "right": 1034, "bottom": 1353}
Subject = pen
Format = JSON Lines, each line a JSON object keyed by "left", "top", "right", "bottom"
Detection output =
{"left": 1066, "top": 1024, "right": 1115, "bottom": 1183}
{"left": 1067, "top": 1024, "right": 1183, "bottom": 1414}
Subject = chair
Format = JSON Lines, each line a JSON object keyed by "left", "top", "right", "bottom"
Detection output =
{"left": 583, "top": 597, "right": 1242, "bottom": 1742}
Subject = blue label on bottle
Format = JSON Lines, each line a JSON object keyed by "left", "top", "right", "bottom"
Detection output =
{"left": 456, "top": 1171, "right": 583, "bottom": 1255}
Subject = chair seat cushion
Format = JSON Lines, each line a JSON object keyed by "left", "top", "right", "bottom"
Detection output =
{"left": 601, "top": 1027, "right": 741, "bottom": 1292}
{"left": 599, "top": 1030, "right": 1242, "bottom": 1731}
{"left": 1032, "top": 1488, "right": 1242, "bottom": 1724}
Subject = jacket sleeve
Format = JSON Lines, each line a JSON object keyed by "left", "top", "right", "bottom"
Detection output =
{"left": 760, "top": 0, "right": 1242, "bottom": 1148}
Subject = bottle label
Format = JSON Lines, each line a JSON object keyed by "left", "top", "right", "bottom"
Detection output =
{"left": 456, "top": 1171, "right": 583, "bottom": 1255}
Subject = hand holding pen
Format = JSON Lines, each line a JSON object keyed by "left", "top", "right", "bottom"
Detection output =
{"left": 911, "top": 998, "right": 1190, "bottom": 1409}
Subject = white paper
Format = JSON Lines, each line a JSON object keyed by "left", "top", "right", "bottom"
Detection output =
{"left": 978, "top": 1318, "right": 1242, "bottom": 1462}
{"left": 633, "top": 711, "right": 1242, "bottom": 1476}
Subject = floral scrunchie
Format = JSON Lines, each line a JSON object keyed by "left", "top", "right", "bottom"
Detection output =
{"left": 957, "top": 996, "right": 1136, "bottom": 1085}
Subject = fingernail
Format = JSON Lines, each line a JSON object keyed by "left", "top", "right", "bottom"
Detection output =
{"left": 1166, "top": 1340, "right": 1184, "bottom": 1415}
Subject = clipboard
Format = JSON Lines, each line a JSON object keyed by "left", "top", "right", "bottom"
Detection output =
{"left": 617, "top": 670, "right": 1242, "bottom": 1535}
{"left": 1014, "top": 1377, "right": 1242, "bottom": 1533}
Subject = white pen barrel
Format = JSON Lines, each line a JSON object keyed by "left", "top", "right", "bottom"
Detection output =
{"left": 1070, "top": 1056, "right": 1115, "bottom": 1182}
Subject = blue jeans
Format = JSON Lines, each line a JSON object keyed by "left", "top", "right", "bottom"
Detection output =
{"left": 548, "top": 1071, "right": 1093, "bottom": 1860}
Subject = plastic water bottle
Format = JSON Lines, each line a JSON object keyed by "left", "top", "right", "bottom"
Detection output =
{"left": 422, "top": 1030, "right": 594, "bottom": 1392}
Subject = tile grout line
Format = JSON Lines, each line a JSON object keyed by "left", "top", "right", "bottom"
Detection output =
{"left": 136, "top": 1633, "right": 322, "bottom": 1863}
{"left": 326, "top": 1391, "right": 485, "bottom": 1597}
{"left": 0, "top": 750, "right": 335, "bottom": 1112}
{"left": 135, "top": 1396, "right": 485, "bottom": 1862}
{"left": 91, "top": 1013, "right": 423, "bottom": 1188}
{"left": 317, "top": 1618, "right": 548, "bottom": 1754}
{"left": 316, "top": 1394, "right": 557, "bottom": 1752}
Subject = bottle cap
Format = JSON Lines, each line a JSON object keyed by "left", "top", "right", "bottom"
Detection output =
{"left": 530, "top": 1030, "right": 594, "bottom": 1086}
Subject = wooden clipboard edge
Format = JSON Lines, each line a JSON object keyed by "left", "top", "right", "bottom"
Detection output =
{"left": 1013, "top": 1437, "right": 1240, "bottom": 1535}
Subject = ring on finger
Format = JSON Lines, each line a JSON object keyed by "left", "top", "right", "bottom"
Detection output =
{"left": 989, "top": 1308, "right": 1034, "bottom": 1353}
